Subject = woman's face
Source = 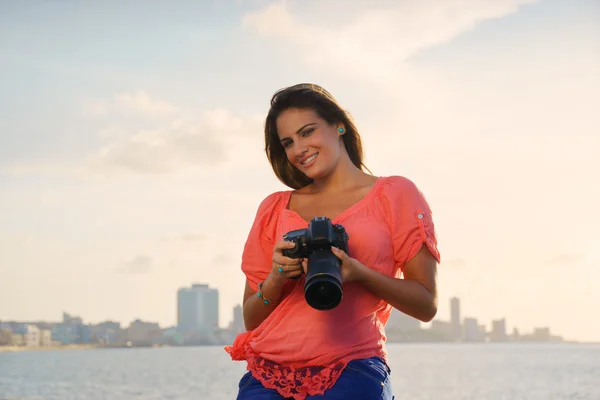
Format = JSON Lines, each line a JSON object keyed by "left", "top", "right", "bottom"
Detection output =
{"left": 276, "top": 108, "right": 345, "bottom": 180}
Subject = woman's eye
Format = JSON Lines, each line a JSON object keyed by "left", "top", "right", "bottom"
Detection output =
{"left": 302, "top": 128, "right": 314, "bottom": 137}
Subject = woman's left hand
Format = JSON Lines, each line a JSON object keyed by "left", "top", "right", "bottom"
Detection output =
{"left": 300, "top": 247, "right": 367, "bottom": 283}
{"left": 331, "top": 246, "right": 367, "bottom": 282}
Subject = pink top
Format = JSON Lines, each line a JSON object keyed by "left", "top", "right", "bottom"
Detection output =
{"left": 225, "top": 175, "right": 441, "bottom": 399}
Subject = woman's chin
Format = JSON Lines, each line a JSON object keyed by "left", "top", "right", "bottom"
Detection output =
{"left": 303, "top": 168, "right": 331, "bottom": 181}
{"left": 293, "top": 162, "right": 331, "bottom": 181}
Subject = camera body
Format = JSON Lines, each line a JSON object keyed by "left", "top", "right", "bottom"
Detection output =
{"left": 282, "top": 216, "right": 350, "bottom": 310}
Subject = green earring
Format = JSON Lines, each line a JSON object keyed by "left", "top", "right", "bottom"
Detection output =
{"left": 338, "top": 127, "right": 344, "bottom": 133}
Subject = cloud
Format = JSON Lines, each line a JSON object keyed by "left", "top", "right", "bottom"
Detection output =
{"left": 83, "top": 92, "right": 232, "bottom": 175}
{"left": 83, "top": 90, "right": 265, "bottom": 175}
{"left": 116, "top": 255, "right": 154, "bottom": 275}
{"left": 82, "top": 91, "right": 179, "bottom": 120}
{"left": 113, "top": 91, "right": 179, "bottom": 118}
{"left": 242, "top": 0, "right": 540, "bottom": 83}
{"left": 3, "top": 90, "right": 265, "bottom": 177}
{"left": 81, "top": 99, "right": 108, "bottom": 118}
{"left": 87, "top": 119, "right": 227, "bottom": 175}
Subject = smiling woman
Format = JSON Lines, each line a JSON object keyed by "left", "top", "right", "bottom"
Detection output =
{"left": 225, "top": 83, "right": 441, "bottom": 400}
{"left": 264, "top": 84, "right": 370, "bottom": 190}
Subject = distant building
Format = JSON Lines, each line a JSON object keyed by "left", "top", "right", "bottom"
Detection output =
{"left": 463, "top": 318, "right": 486, "bottom": 342}
{"left": 229, "top": 305, "right": 245, "bottom": 334}
{"left": 387, "top": 308, "right": 421, "bottom": 332}
{"left": 177, "top": 283, "right": 219, "bottom": 332}
{"left": 90, "top": 321, "right": 121, "bottom": 345}
{"left": 430, "top": 320, "right": 451, "bottom": 340}
{"left": 11, "top": 323, "right": 27, "bottom": 335}
{"left": 533, "top": 327, "right": 550, "bottom": 341}
{"left": 512, "top": 327, "right": 520, "bottom": 341}
{"left": 11, "top": 334, "right": 24, "bottom": 346}
{"left": 52, "top": 324, "right": 79, "bottom": 344}
{"left": 80, "top": 325, "right": 91, "bottom": 344}
{"left": 450, "top": 297, "right": 462, "bottom": 341}
{"left": 40, "top": 329, "right": 52, "bottom": 346}
{"left": 63, "top": 312, "right": 83, "bottom": 325}
{"left": 161, "top": 327, "right": 184, "bottom": 346}
{"left": 25, "top": 325, "right": 40, "bottom": 346}
{"left": 0, "top": 329, "right": 13, "bottom": 346}
{"left": 127, "top": 319, "right": 161, "bottom": 344}
{"left": 51, "top": 313, "right": 91, "bottom": 345}
{"left": 490, "top": 319, "right": 508, "bottom": 342}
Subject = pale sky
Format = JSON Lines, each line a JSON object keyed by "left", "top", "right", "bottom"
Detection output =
{"left": 1, "top": 0, "right": 599, "bottom": 342}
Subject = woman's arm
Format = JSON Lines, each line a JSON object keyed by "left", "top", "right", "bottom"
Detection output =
{"left": 242, "top": 274, "right": 285, "bottom": 331}
{"left": 242, "top": 240, "right": 304, "bottom": 331}
{"left": 332, "top": 244, "right": 438, "bottom": 322}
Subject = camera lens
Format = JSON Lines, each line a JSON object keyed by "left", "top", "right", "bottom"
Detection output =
{"left": 305, "top": 277, "right": 342, "bottom": 310}
{"left": 304, "top": 250, "right": 343, "bottom": 310}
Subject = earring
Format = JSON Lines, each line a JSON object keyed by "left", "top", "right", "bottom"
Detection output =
{"left": 338, "top": 127, "right": 345, "bottom": 134}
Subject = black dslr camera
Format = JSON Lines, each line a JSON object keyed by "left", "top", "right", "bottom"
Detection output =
{"left": 282, "top": 216, "right": 350, "bottom": 311}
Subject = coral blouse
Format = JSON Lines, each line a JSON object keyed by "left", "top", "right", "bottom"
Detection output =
{"left": 225, "top": 175, "right": 440, "bottom": 399}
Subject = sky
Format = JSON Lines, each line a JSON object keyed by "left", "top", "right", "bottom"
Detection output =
{"left": 0, "top": 0, "right": 599, "bottom": 342}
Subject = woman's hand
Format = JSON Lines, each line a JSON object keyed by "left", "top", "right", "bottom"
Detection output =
{"left": 300, "top": 246, "right": 366, "bottom": 283}
{"left": 330, "top": 246, "right": 367, "bottom": 283}
{"left": 267, "top": 239, "right": 304, "bottom": 285}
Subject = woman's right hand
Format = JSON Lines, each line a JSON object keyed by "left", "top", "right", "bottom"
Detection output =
{"left": 241, "top": 239, "right": 304, "bottom": 330}
{"left": 268, "top": 239, "right": 304, "bottom": 284}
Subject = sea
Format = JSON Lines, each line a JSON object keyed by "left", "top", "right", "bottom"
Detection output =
{"left": 0, "top": 343, "right": 598, "bottom": 400}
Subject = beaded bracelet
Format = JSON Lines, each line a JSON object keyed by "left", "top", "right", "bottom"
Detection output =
{"left": 257, "top": 282, "right": 276, "bottom": 305}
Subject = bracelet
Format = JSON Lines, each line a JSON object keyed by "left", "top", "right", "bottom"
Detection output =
{"left": 257, "top": 282, "right": 277, "bottom": 305}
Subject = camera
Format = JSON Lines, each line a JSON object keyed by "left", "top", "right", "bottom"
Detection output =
{"left": 282, "top": 216, "right": 350, "bottom": 311}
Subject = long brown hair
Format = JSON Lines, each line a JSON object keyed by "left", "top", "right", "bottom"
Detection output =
{"left": 264, "top": 83, "right": 368, "bottom": 189}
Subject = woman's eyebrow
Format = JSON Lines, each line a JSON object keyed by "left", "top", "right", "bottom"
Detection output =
{"left": 296, "top": 123, "right": 316, "bottom": 134}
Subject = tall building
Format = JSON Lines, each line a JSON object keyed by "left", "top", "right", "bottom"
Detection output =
{"left": 229, "top": 304, "right": 245, "bottom": 334}
{"left": 490, "top": 318, "right": 508, "bottom": 342}
{"left": 177, "top": 284, "right": 219, "bottom": 332}
{"left": 450, "top": 297, "right": 461, "bottom": 341}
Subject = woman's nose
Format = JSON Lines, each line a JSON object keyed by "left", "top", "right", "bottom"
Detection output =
{"left": 294, "top": 143, "right": 308, "bottom": 158}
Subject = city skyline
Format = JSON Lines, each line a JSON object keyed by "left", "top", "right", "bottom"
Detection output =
{"left": 0, "top": 274, "right": 589, "bottom": 342}
{"left": 0, "top": 283, "right": 578, "bottom": 344}
{"left": 1, "top": 0, "right": 599, "bottom": 344}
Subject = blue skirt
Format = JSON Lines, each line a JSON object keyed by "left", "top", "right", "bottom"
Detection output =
{"left": 236, "top": 356, "right": 395, "bottom": 399}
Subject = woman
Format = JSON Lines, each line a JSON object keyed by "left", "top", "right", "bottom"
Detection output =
{"left": 225, "top": 83, "right": 440, "bottom": 399}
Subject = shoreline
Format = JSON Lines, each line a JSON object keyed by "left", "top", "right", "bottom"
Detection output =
{"left": 0, "top": 344, "right": 100, "bottom": 353}
{"left": 1, "top": 341, "right": 596, "bottom": 354}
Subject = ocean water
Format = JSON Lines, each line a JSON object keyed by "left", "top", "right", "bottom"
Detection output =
{"left": 0, "top": 343, "right": 598, "bottom": 400}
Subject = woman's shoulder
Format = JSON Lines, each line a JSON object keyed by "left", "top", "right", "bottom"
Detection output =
{"left": 375, "top": 174, "right": 433, "bottom": 214}
{"left": 253, "top": 190, "right": 291, "bottom": 219}
{"left": 377, "top": 175, "right": 423, "bottom": 197}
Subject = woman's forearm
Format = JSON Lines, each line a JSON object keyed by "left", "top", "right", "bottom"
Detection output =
{"left": 242, "top": 274, "right": 286, "bottom": 331}
{"left": 355, "top": 266, "right": 437, "bottom": 322}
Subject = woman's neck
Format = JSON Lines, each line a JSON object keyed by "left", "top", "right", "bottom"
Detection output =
{"left": 308, "top": 156, "right": 370, "bottom": 194}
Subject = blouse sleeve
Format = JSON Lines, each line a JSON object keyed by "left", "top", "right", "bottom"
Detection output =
{"left": 240, "top": 192, "right": 283, "bottom": 291}
{"left": 381, "top": 176, "right": 441, "bottom": 273}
